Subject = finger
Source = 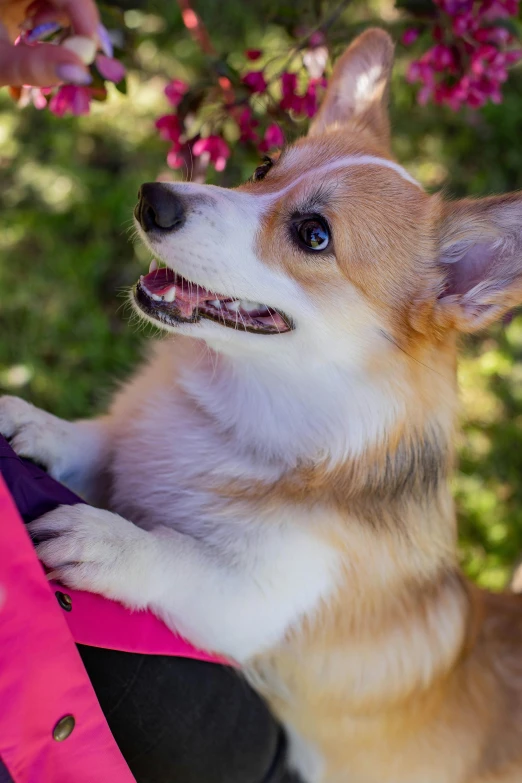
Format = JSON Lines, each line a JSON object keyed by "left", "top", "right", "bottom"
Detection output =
{"left": 0, "top": 39, "right": 90, "bottom": 86}
{"left": 23, "top": 5, "right": 68, "bottom": 32}
{"left": 45, "top": 0, "right": 99, "bottom": 38}
{"left": 25, "top": 0, "right": 98, "bottom": 37}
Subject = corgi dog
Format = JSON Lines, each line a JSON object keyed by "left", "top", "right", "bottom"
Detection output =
{"left": 3, "top": 27, "right": 522, "bottom": 783}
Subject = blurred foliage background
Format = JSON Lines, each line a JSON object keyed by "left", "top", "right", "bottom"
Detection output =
{"left": 2, "top": 0, "right": 522, "bottom": 589}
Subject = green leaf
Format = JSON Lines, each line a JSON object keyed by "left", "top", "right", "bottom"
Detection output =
{"left": 115, "top": 78, "right": 128, "bottom": 95}
{"left": 90, "top": 69, "right": 106, "bottom": 91}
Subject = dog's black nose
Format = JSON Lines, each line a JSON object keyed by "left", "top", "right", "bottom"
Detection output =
{"left": 135, "top": 183, "right": 186, "bottom": 233}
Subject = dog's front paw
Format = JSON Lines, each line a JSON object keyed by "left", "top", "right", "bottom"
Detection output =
{"left": 0, "top": 396, "right": 73, "bottom": 480}
{"left": 28, "top": 505, "right": 152, "bottom": 607}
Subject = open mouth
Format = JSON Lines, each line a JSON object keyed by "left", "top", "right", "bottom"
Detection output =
{"left": 134, "top": 265, "right": 293, "bottom": 335}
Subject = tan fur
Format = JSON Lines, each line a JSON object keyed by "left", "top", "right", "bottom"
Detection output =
{"left": 238, "top": 30, "right": 522, "bottom": 783}
{"left": 309, "top": 28, "right": 395, "bottom": 147}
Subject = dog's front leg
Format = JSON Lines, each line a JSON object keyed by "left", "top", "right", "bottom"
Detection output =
{"left": 28, "top": 504, "right": 338, "bottom": 662}
{"left": 0, "top": 396, "right": 111, "bottom": 504}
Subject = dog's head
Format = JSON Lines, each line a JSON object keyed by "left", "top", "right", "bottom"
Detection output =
{"left": 133, "top": 29, "right": 522, "bottom": 368}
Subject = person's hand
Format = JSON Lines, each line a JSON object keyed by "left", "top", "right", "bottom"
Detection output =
{"left": 0, "top": 0, "right": 100, "bottom": 87}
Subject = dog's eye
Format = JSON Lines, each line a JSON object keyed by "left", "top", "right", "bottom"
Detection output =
{"left": 295, "top": 217, "right": 330, "bottom": 252}
{"left": 251, "top": 156, "right": 273, "bottom": 182}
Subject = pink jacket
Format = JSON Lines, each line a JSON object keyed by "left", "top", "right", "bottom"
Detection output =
{"left": 0, "top": 475, "right": 224, "bottom": 783}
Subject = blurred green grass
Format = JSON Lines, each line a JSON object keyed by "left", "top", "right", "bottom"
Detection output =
{"left": 2, "top": 1, "right": 522, "bottom": 590}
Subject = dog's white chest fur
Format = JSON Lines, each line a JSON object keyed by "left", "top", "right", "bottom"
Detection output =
{"left": 107, "top": 340, "right": 281, "bottom": 533}
{"left": 107, "top": 335, "right": 400, "bottom": 535}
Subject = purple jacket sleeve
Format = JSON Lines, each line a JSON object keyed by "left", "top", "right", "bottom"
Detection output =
{"left": 0, "top": 435, "right": 84, "bottom": 524}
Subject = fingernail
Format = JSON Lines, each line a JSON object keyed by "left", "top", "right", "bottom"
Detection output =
{"left": 97, "top": 23, "right": 113, "bottom": 58}
{"left": 61, "top": 35, "right": 97, "bottom": 65}
{"left": 26, "top": 22, "right": 61, "bottom": 42}
{"left": 56, "top": 64, "right": 92, "bottom": 85}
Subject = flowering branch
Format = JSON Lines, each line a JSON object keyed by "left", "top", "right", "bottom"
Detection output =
{"left": 154, "top": 0, "right": 333, "bottom": 177}
{"left": 403, "top": 0, "right": 522, "bottom": 109}
{"left": 12, "top": 0, "right": 522, "bottom": 172}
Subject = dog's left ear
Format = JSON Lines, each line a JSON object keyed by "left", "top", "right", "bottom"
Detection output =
{"left": 435, "top": 194, "right": 522, "bottom": 333}
{"left": 308, "top": 28, "right": 394, "bottom": 148}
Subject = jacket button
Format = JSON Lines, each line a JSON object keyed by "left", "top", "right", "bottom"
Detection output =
{"left": 55, "top": 591, "right": 72, "bottom": 611}
{"left": 53, "top": 715, "right": 75, "bottom": 741}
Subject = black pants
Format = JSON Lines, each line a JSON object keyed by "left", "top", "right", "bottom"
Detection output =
{"left": 79, "top": 646, "right": 300, "bottom": 783}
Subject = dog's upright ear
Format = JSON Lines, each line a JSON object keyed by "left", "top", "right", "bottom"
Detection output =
{"left": 434, "top": 194, "right": 522, "bottom": 333}
{"left": 308, "top": 28, "right": 394, "bottom": 148}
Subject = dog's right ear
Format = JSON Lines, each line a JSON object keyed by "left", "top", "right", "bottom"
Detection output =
{"left": 433, "top": 194, "right": 522, "bottom": 333}
{"left": 308, "top": 28, "right": 394, "bottom": 149}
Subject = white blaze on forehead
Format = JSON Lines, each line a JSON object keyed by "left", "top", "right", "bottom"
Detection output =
{"left": 254, "top": 154, "right": 422, "bottom": 205}
{"left": 153, "top": 155, "right": 421, "bottom": 211}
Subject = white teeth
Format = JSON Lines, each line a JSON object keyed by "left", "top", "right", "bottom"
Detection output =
{"left": 225, "top": 301, "right": 241, "bottom": 312}
{"left": 210, "top": 300, "right": 223, "bottom": 308}
{"left": 149, "top": 258, "right": 158, "bottom": 273}
{"left": 239, "top": 300, "right": 264, "bottom": 312}
{"left": 151, "top": 293, "right": 162, "bottom": 301}
{"left": 163, "top": 287, "right": 176, "bottom": 303}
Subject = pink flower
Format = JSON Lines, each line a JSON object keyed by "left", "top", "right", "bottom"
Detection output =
{"left": 452, "top": 12, "right": 477, "bottom": 36}
{"left": 155, "top": 114, "right": 182, "bottom": 143}
{"left": 505, "top": 49, "right": 522, "bottom": 64}
{"left": 279, "top": 72, "right": 327, "bottom": 117}
{"left": 280, "top": 72, "right": 296, "bottom": 99}
{"left": 418, "top": 84, "right": 434, "bottom": 105}
{"left": 302, "top": 77, "right": 327, "bottom": 117}
{"left": 280, "top": 71, "right": 304, "bottom": 113}
{"left": 309, "top": 31, "right": 326, "bottom": 48}
{"left": 433, "top": 25, "right": 444, "bottom": 42}
{"left": 49, "top": 85, "right": 91, "bottom": 116}
{"left": 242, "top": 70, "right": 268, "bottom": 93}
{"left": 18, "top": 86, "right": 48, "bottom": 109}
{"left": 412, "top": 0, "right": 522, "bottom": 110}
{"left": 481, "top": 0, "right": 518, "bottom": 19}
{"left": 237, "top": 108, "right": 259, "bottom": 143}
{"left": 407, "top": 60, "right": 435, "bottom": 86}
{"left": 474, "top": 27, "right": 511, "bottom": 45}
{"left": 164, "top": 79, "right": 189, "bottom": 107}
{"left": 437, "top": 0, "right": 473, "bottom": 15}
{"left": 167, "top": 146, "right": 186, "bottom": 169}
{"left": 246, "top": 49, "right": 262, "bottom": 61}
{"left": 421, "top": 44, "right": 455, "bottom": 72}
{"left": 192, "top": 135, "right": 230, "bottom": 172}
{"left": 402, "top": 28, "right": 420, "bottom": 46}
{"left": 95, "top": 54, "right": 126, "bottom": 83}
{"left": 259, "top": 123, "right": 284, "bottom": 152}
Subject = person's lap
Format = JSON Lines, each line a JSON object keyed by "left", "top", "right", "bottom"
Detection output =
{"left": 0, "top": 437, "right": 299, "bottom": 783}
{"left": 79, "top": 646, "right": 298, "bottom": 783}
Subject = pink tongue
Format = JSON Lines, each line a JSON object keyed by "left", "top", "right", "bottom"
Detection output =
{"left": 141, "top": 267, "right": 216, "bottom": 318}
